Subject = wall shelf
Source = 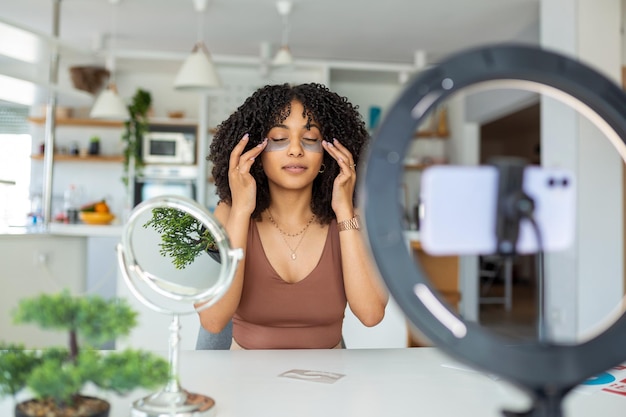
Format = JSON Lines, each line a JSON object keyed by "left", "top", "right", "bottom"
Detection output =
{"left": 28, "top": 117, "right": 123, "bottom": 128}
{"left": 28, "top": 117, "right": 201, "bottom": 128}
{"left": 414, "top": 131, "right": 449, "bottom": 139}
{"left": 404, "top": 163, "right": 438, "bottom": 171}
{"left": 31, "top": 154, "right": 124, "bottom": 162}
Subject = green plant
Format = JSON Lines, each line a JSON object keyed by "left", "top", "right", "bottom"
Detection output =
{"left": 0, "top": 291, "right": 168, "bottom": 416}
{"left": 89, "top": 136, "right": 100, "bottom": 143}
{"left": 121, "top": 88, "right": 152, "bottom": 187}
{"left": 143, "top": 207, "right": 218, "bottom": 269}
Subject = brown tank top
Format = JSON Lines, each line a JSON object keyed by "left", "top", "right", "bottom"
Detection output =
{"left": 232, "top": 219, "right": 347, "bottom": 349}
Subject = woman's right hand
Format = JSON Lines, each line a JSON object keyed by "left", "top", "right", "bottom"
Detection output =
{"left": 228, "top": 134, "right": 267, "bottom": 215}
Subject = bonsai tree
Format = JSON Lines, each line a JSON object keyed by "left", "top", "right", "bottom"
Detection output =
{"left": 121, "top": 88, "right": 151, "bottom": 187}
{"left": 0, "top": 290, "right": 168, "bottom": 417}
{"left": 143, "top": 207, "right": 218, "bottom": 269}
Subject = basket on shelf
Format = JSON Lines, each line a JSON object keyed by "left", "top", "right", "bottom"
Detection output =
{"left": 69, "top": 66, "right": 110, "bottom": 95}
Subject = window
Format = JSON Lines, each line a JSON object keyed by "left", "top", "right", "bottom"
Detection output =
{"left": 0, "top": 106, "right": 32, "bottom": 227}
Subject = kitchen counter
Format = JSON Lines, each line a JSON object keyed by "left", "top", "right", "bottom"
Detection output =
{"left": 48, "top": 222, "right": 123, "bottom": 237}
{"left": 0, "top": 222, "right": 123, "bottom": 237}
{"left": 0, "top": 222, "right": 123, "bottom": 347}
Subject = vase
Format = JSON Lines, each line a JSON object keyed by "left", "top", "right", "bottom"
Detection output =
{"left": 88, "top": 141, "right": 100, "bottom": 155}
{"left": 15, "top": 395, "right": 110, "bottom": 417}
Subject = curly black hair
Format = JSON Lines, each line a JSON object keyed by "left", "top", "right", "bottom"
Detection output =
{"left": 208, "top": 83, "right": 369, "bottom": 224}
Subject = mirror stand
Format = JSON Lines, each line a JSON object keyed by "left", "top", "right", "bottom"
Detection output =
{"left": 131, "top": 314, "right": 215, "bottom": 417}
{"left": 118, "top": 195, "right": 241, "bottom": 416}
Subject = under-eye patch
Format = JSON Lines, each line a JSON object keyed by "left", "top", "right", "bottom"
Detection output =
{"left": 264, "top": 137, "right": 323, "bottom": 153}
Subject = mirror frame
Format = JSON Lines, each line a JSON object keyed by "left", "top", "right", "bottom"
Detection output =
{"left": 118, "top": 195, "right": 242, "bottom": 315}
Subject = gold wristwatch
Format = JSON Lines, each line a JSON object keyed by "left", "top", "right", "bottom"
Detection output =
{"left": 338, "top": 215, "right": 360, "bottom": 231}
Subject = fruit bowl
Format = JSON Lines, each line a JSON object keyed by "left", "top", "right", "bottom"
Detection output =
{"left": 79, "top": 212, "right": 115, "bottom": 225}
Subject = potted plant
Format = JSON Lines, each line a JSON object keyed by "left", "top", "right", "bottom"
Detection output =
{"left": 121, "top": 88, "right": 152, "bottom": 187}
{"left": 0, "top": 290, "right": 169, "bottom": 417}
{"left": 88, "top": 136, "right": 101, "bottom": 155}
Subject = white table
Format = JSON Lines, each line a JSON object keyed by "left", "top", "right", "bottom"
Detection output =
{"left": 3, "top": 348, "right": 624, "bottom": 417}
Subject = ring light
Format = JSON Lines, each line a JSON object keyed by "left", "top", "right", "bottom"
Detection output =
{"left": 361, "top": 44, "right": 626, "bottom": 416}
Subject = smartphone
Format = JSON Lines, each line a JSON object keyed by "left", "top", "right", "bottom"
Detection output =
{"left": 418, "top": 165, "right": 576, "bottom": 255}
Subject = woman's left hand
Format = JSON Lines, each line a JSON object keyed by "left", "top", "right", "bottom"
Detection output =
{"left": 322, "top": 138, "right": 357, "bottom": 218}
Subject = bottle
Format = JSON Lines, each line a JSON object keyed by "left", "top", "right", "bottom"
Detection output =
{"left": 29, "top": 193, "right": 43, "bottom": 228}
{"left": 63, "top": 184, "right": 80, "bottom": 224}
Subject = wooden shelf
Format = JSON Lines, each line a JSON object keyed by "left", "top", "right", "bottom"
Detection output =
{"left": 414, "top": 131, "right": 448, "bottom": 139}
{"left": 28, "top": 117, "right": 123, "bottom": 128}
{"left": 31, "top": 154, "right": 124, "bottom": 162}
{"left": 28, "top": 116, "right": 201, "bottom": 128}
{"left": 404, "top": 163, "right": 442, "bottom": 171}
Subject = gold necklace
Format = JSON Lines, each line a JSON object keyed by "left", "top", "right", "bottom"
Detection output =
{"left": 267, "top": 209, "right": 316, "bottom": 260}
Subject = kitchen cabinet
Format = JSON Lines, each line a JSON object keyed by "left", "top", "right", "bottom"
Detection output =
{"left": 0, "top": 233, "right": 86, "bottom": 347}
{"left": 407, "top": 240, "right": 460, "bottom": 347}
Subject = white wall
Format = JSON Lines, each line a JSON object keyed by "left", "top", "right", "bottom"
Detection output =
{"left": 541, "top": 0, "right": 624, "bottom": 342}
{"left": 330, "top": 72, "right": 403, "bottom": 130}
{"left": 446, "top": 95, "right": 481, "bottom": 322}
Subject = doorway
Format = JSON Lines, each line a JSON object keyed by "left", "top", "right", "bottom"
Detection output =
{"left": 478, "top": 102, "right": 540, "bottom": 341}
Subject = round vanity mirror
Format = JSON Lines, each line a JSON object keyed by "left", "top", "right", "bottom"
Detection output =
{"left": 362, "top": 44, "right": 626, "bottom": 417}
{"left": 117, "top": 195, "right": 243, "bottom": 417}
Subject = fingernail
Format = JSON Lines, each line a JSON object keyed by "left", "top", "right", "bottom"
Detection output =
{"left": 241, "top": 133, "right": 249, "bottom": 141}
{"left": 333, "top": 138, "right": 338, "bottom": 143}
{"left": 258, "top": 138, "right": 267, "bottom": 147}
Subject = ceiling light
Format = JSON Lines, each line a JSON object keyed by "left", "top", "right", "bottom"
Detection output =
{"left": 174, "top": 41, "right": 221, "bottom": 90}
{"left": 272, "top": 0, "right": 294, "bottom": 67}
{"left": 90, "top": 83, "right": 128, "bottom": 119}
{"left": 90, "top": 0, "right": 129, "bottom": 120}
{"left": 174, "top": 0, "right": 221, "bottom": 91}
{"left": 272, "top": 46, "right": 294, "bottom": 67}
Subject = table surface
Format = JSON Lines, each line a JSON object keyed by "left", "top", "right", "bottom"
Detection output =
{"left": 2, "top": 348, "right": 624, "bottom": 417}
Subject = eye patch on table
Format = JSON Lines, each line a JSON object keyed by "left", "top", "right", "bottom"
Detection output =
{"left": 264, "top": 137, "right": 323, "bottom": 153}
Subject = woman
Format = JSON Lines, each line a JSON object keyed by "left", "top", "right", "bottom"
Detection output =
{"left": 199, "top": 83, "right": 388, "bottom": 349}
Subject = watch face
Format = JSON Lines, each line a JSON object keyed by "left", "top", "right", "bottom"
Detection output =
{"left": 361, "top": 44, "right": 626, "bottom": 415}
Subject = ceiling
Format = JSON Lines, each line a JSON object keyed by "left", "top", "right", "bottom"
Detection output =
{"left": 0, "top": 0, "right": 540, "bottom": 70}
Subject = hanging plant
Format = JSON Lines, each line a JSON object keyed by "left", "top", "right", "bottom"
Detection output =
{"left": 121, "top": 88, "right": 152, "bottom": 187}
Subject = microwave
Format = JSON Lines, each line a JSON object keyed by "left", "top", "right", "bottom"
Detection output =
{"left": 142, "top": 131, "right": 195, "bottom": 165}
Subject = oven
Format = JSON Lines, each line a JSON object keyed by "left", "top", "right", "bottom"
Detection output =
{"left": 133, "top": 165, "right": 198, "bottom": 207}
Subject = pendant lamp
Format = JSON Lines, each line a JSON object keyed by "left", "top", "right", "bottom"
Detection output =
{"left": 272, "top": 0, "right": 294, "bottom": 67}
{"left": 90, "top": 0, "right": 128, "bottom": 120}
{"left": 90, "top": 83, "right": 128, "bottom": 119}
{"left": 174, "top": 0, "right": 221, "bottom": 90}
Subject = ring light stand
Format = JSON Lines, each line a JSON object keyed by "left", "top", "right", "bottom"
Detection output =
{"left": 361, "top": 44, "right": 626, "bottom": 417}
